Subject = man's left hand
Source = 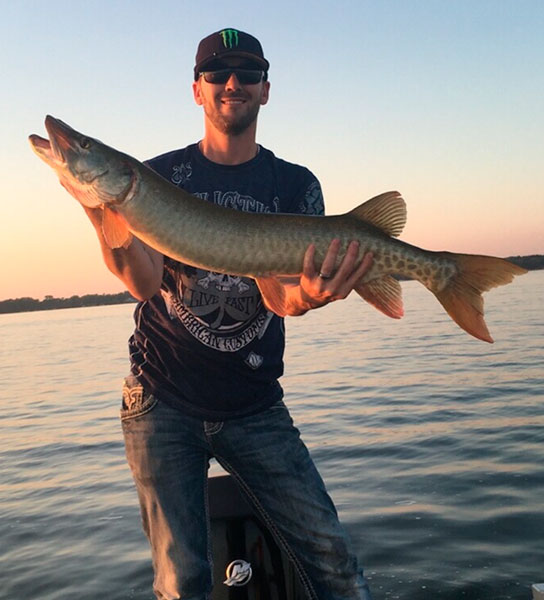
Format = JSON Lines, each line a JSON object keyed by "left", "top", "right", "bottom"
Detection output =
{"left": 298, "top": 239, "right": 373, "bottom": 312}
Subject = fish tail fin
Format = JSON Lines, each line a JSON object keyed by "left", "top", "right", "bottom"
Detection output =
{"left": 432, "top": 253, "right": 527, "bottom": 343}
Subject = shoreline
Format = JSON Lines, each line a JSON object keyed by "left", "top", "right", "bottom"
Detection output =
{"left": 2, "top": 255, "right": 542, "bottom": 315}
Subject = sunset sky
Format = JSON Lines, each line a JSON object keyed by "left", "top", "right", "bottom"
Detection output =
{"left": 2, "top": 0, "right": 543, "bottom": 300}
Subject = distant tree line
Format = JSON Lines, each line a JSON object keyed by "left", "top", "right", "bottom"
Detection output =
{"left": 0, "top": 291, "right": 136, "bottom": 314}
{"left": 506, "top": 255, "right": 544, "bottom": 271}
{"left": 1, "top": 255, "right": 541, "bottom": 315}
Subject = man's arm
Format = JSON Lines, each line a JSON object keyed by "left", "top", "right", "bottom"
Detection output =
{"left": 83, "top": 206, "right": 164, "bottom": 301}
{"left": 271, "top": 239, "right": 374, "bottom": 317}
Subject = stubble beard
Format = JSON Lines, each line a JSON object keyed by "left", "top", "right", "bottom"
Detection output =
{"left": 204, "top": 96, "right": 261, "bottom": 136}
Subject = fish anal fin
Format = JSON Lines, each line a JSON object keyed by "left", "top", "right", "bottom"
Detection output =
{"left": 355, "top": 275, "right": 404, "bottom": 319}
{"left": 348, "top": 191, "right": 406, "bottom": 238}
{"left": 102, "top": 206, "right": 133, "bottom": 249}
{"left": 255, "top": 276, "right": 290, "bottom": 317}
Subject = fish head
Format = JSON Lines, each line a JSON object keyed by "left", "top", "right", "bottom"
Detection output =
{"left": 29, "top": 116, "right": 136, "bottom": 209}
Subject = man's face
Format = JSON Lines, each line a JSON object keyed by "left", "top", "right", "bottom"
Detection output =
{"left": 193, "top": 58, "right": 270, "bottom": 136}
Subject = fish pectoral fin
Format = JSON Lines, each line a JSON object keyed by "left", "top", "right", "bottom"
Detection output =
{"left": 355, "top": 275, "right": 404, "bottom": 319}
{"left": 255, "top": 276, "right": 290, "bottom": 317}
{"left": 348, "top": 191, "right": 406, "bottom": 238}
{"left": 102, "top": 206, "right": 133, "bottom": 249}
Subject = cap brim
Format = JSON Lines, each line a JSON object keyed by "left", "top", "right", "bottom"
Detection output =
{"left": 195, "top": 52, "right": 269, "bottom": 77}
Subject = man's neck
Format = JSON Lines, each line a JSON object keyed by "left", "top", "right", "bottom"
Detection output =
{"left": 199, "top": 124, "right": 259, "bottom": 165}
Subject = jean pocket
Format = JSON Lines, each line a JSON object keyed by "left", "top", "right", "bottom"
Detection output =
{"left": 120, "top": 375, "right": 159, "bottom": 421}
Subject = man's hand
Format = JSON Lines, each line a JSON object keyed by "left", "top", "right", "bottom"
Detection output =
{"left": 264, "top": 239, "right": 374, "bottom": 316}
{"left": 299, "top": 239, "right": 373, "bottom": 310}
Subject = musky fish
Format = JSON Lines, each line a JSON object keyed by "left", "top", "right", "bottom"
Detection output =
{"left": 29, "top": 116, "right": 526, "bottom": 343}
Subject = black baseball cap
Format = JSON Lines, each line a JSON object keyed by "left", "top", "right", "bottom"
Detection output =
{"left": 194, "top": 28, "right": 269, "bottom": 80}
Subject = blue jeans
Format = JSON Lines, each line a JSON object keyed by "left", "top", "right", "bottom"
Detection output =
{"left": 121, "top": 375, "right": 373, "bottom": 600}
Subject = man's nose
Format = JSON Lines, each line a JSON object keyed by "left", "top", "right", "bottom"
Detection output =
{"left": 225, "top": 72, "right": 242, "bottom": 91}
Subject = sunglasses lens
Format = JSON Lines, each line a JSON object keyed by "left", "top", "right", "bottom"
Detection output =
{"left": 238, "top": 70, "right": 264, "bottom": 84}
{"left": 202, "top": 69, "right": 263, "bottom": 85}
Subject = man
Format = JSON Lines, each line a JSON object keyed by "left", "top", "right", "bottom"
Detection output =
{"left": 85, "top": 28, "right": 373, "bottom": 600}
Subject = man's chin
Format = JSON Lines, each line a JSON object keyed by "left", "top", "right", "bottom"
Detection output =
{"left": 222, "top": 123, "right": 253, "bottom": 136}
{"left": 214, "top": 115, "right": 258, "bottom": 136}
{"left": 205, "top": 102, "right": 260, "bottom": 136}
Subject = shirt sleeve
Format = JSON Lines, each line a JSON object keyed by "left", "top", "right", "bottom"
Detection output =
{"left": 297, "top": 177, "right": 325, "bottom": 216}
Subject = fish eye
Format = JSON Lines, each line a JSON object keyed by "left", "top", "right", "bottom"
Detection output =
{"left": 80, "top": 137, "right": 92, "bottom": 149}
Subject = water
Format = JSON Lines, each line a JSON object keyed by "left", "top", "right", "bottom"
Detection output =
{"left": 1, "top": 271, "right": 543, "bottom": 600}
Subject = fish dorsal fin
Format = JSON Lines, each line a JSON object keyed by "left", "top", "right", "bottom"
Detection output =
{"left": 102, "top": 206, "right": 133, "bottom": 249}
{"left": 348, "top": 191, "right": 406, "bottom": 237}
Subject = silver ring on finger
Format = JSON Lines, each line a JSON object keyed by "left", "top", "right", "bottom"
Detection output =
{"left": 319, "top": 272, "right": 332, "bottom": 280}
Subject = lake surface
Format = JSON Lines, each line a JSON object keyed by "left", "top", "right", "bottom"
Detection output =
{"left": 1, "top": 271, "right": 543, "bottom": 600}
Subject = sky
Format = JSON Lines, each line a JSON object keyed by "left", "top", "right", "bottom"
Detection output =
{"left": 1, "top": 0, "right": 543, "bottom": 300}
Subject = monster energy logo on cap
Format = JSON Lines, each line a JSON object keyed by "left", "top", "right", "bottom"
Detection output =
{"left": 220, "top": 29, "right": 239, "bottom": 49}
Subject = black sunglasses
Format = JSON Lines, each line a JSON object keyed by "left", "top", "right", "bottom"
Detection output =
{"left": 199, "top": 69, "right": 265, "bottom": 85}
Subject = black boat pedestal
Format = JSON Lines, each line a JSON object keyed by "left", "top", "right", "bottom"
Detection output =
{"left": 209, "top": 474, "right": 308, "bottom": 600}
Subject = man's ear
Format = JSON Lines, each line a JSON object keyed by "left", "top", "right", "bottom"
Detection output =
{"left": 260, "top": 80, "right": 270, "bottom": 106}
{"left": 193, "top": 80, "right": 204, "bottom": 106}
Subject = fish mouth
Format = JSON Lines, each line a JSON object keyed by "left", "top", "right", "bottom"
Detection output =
{"left": 28, "top": 133, "right": 51, "bottom": 153}
{"left": 28, "top": 115, "right": 78, "bottom": 167}
{"left": 28, "top": 132, "right": 57, "bottom": 167}
{"left": 44, "top": 115, "right": 79, "bottom": 163}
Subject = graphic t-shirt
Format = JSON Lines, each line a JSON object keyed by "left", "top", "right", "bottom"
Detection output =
{"left": 128, "top": 143, "right": 324, "bottom": 420}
